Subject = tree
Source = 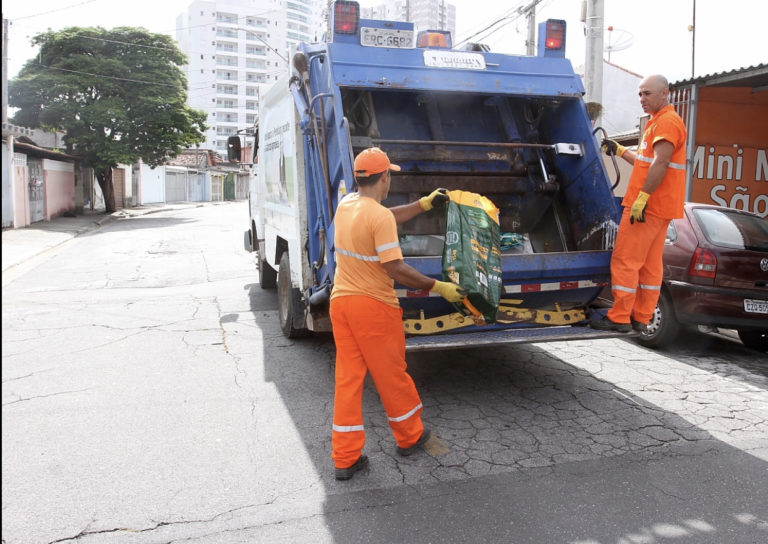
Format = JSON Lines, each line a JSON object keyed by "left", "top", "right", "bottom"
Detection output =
{"left": 8, "top": 27, "right": 208, "bottom": 213}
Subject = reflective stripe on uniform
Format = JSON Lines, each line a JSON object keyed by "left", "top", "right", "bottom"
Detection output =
{"left": 638, "top": 284, "right": 661, "bottom": 291}
{"left": 635, "top": 155, "right": 686, "bottom": 170}
{"left": 613, "top": 285, "right": 636, "bottom": 294}
{"left": 388, "top": 402, "right": 423, "bottom": 423}
{"left": 376, "top": 241, "right": 400, "bottom": 253}
{"left": 336, "top": 247, "right": 380, "bottom": 262}
{"left": 333, "top": 423, "right": 365, "bottom": 432}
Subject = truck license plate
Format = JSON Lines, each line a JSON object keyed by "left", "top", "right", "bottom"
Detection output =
{"left": 744, "top": 299, "right": 768, "bottom": 314}
{"left": 360, "top": 27, "right": 414, "bottom": 49}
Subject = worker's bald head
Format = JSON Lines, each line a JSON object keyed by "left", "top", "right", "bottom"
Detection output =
{"left": 642, "top": 74, "right": 669, "bottom": 92}
{"left": 638, "top": 74, "right": 670, "bottom": 115}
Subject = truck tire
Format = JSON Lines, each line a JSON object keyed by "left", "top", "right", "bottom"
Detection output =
{"left": 277, "top": 252, "right": 309, "bottom": 338}
{"left": 258, "top": 244, "right": 277, "bottom": 289}
{"left": 737, "top": 330, "right": 768, "bottom": 352}
{"left": 635, "top": 290, "right": 679, "bottom": 350}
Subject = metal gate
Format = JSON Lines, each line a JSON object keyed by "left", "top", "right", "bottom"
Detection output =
{"left": 28, "top": 159, "right": 44, "bottom": 223}
{"left": 165, "top": 172, "right": 186, "bottom": 202}
{"left": 188, "top": 173, "right": 206, "bottom": 201}
{"left": 113, "top": 168, "right": 125, "bottom": 209}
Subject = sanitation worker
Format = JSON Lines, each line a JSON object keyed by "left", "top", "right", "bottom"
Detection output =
{"left": 330, "top": 147, "right": 466, "bottom": 480}
{"left": 592, "top": 74, "right": 687, "bottom": 333}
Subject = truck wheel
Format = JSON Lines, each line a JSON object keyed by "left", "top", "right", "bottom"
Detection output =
{"left": 277, "top": 252, "right": 309, "bottom": 338}
{"left": 635, "top": 290, "right": 679, "bottom": 349}
{"left": 737, "top": 330, "right": 768, "bottom": 352}
{"left": 258, "top": 244, "right": 277, "bottom": 290}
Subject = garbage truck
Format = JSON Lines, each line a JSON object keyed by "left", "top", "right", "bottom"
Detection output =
{"left": 244, "top": 0, "right": 627, "bottom": 350}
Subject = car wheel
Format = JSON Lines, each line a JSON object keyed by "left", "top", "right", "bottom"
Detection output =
{"left": 737, "top": 330, "right": 768, "bottom": 352}
{"left": 277, "top": 252, "right": 309, "bottom": 338}
{"left": 635, "top": 290, "right": 679, "bottom": 349}
{"left": 257, "top": 243, "right": 277, "bottom": 290}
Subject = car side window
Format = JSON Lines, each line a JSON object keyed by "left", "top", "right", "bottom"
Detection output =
{"left": 665, "top": 221, "right": 677, "bottom": 244}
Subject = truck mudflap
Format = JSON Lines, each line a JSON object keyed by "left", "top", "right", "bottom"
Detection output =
{"left": 405, "top": 325, "right": 637, "bottom": 352}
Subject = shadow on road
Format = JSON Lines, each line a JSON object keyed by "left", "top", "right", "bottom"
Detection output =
{"left": 247, "top": 283, "right": 768, "bottom": 543}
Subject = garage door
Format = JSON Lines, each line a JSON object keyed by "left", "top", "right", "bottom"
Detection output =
{"left": 165, "top": 172, "right": 186, "bottom": 202}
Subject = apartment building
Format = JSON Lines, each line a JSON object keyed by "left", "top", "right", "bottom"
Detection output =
{"left": 177, "top": 0, "right": 325, "bottom": 154}
{"left": 361, "top": 0, "right": 456, "bottom": 38}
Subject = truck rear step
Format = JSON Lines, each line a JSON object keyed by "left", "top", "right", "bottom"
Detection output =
{"left": 405, "top": 325, "right": 636, "bottom": 352}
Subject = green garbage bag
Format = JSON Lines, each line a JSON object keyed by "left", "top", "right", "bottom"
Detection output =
{"left": 442, "top": 190, "right": 502, "bottom": 323}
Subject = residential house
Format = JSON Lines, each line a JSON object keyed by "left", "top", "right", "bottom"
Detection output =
{"left": 2, "top": 123, "right": 82, "bottom": 228}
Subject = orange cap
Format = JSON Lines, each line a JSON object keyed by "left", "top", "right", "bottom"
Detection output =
{"left": 353, "top": 147, "right": 401, "bottom": 176}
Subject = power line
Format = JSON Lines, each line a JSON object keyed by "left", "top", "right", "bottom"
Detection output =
{"left": 11, "top": 0, "right": 98, "bottom": 21}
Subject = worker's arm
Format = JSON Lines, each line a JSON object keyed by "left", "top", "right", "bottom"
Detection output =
{"left": 642, "top": 139, "right": 674, "bottom": 194}
{"left": 389, "top": 201, "right": 422, "bottom": 224}
{"left": 389, "top": 188, "right": 449, "bottom": 224}
{"left": 382, "top": 259, "right": 467, "bottom": 302}
{"left": 628, "top": 139, "right": 676, "bottom": 224}
{"left": 382, "top": 259, "right": 433, "bottom": 290}
{"left": 619, "top": 148, "right": 636, "bottom": 165}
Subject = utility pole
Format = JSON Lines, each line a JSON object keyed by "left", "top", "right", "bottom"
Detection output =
{"left": 2, "top": 15, "right": 9, "bottom": 124}
{"left": 584, "top": 0, "right": 604, "bottom": 126}
{"left": 525, "top": 3, "right": 536, "bottom": 56}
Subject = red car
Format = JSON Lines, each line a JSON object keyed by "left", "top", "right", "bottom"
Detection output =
{"left": 637, "top": 203, "right": 768, "bottom": 351}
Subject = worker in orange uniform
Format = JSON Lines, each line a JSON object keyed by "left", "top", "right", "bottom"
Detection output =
{"left": 330, "top": 147, "right": 466, "bottom": 480}
{"left": 592, "top": 74, "right": 687, "bottom": 333}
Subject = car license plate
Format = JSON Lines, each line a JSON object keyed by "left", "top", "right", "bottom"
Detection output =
{"left": 360, "top": 27, "right": 414, "bottom": 49}
{"left": 744, "top": 299, "right": 768, "bottom": 314}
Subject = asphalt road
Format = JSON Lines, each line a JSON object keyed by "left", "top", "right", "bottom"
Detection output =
{"left": 2, "top": 201, "right": 767, "bottom": 543}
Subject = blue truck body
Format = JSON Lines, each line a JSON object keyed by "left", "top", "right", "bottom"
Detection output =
{"left": 245, "top": 1, "right": 625, "bottom": 350}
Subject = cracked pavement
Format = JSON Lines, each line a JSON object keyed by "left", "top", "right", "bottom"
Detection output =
{"left": 2, "top": 202, "right": 767, "bottom": 543}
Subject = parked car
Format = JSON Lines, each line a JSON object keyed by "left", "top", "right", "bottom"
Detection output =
{"left": 636, "top": 203, "right": 768, "bottom": 351}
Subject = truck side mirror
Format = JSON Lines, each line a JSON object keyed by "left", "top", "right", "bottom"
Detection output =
{"left": 227, "top": 135, "right": 242, "bottom": 162}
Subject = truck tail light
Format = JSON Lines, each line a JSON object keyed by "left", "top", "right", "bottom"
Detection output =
{"left": 688, "top": 247, "right": 717, "bottom": 281}
{"left": 333, "top": 1, "right": 359, "bottom": 35}
{"left": 417, "top": 30, "right": 451, "bottom": 49}
{"left": 545, "top": 20, "right": 565, "bottom": 50}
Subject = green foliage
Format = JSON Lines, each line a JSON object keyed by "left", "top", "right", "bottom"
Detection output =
{"left": 8, "top": 27, "right": 208, "bottom": 172}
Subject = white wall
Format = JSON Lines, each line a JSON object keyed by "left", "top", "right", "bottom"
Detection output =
{"left": 138, "top": 163, "right": 165, "bottom": 204}
{"left": 599, "top": 62, "right": 644, "bottom": 135}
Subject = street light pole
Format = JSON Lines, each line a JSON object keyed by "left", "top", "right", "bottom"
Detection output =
{"left": 584, "top": 0, "right": 604, "bottom": 125}
{"left": 691, "top": 0, "right": 696, "bottom": 78}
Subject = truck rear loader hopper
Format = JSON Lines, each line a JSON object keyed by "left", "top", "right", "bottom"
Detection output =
{"left": 245, "top": 1, "right": 630, "bottom": 350}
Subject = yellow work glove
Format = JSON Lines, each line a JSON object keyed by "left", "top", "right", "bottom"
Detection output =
{"left": 430, "top": 280, "right": 468, "bottom": 303}
{"left": 419, "top": 188, "right": 449, "bottom": 211}
{"left": 629, "top": 191, "right": 650, "bottom": 224}
{"left": 601, "top": 139, "right": 626, "bottom": 158}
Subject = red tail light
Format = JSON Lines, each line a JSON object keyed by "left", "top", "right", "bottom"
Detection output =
{"left": 545, "top": 20, "right": 565, "bottom": 50}
{"left": 688, "top": 247, "right": 717, "bottom": 279}
{"left": 334, "top": 1, "right": 359, "bottom": 35}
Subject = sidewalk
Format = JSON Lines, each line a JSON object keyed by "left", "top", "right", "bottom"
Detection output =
{"left": 1, "top": 203, "right": 201, "bottom": 273}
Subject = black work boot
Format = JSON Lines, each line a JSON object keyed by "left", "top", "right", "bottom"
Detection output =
{"left": 631, "top": 319, "right": 648, "bottom": 333}
{"left": 590, "top": 316, "right": 631, "bottom": 333}
{"left": 396, "top": 428, "right": 432, "bottom": 457}
{"left": 335, "top": 455, "right": 368, "bottom": 481}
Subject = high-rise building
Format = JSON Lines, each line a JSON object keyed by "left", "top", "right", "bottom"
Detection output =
{"left": 361, "top": 0, "right": 456, "bottom": 39}
{"left": 176, "top": 0, "right": 325, "bottom": 154}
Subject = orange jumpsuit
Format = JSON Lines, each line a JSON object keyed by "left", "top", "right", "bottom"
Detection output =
{"left": 608, "top": 104, "right": 687, "bottom": 325}
{"left": 329, "top": 193, "right": 425, "bottom": 469}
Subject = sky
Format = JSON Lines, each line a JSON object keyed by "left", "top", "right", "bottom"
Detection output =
{"left": 3, "top": 0, "right": 767, "bottom": 84}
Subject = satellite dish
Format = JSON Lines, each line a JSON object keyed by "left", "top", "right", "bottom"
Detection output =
{"left": 604, "top": 26, "right": 633, "bottom": 61}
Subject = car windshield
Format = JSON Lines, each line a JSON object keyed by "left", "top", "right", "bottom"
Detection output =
{"left": 693, "top": 208, "right": 768, "bottom": 251}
